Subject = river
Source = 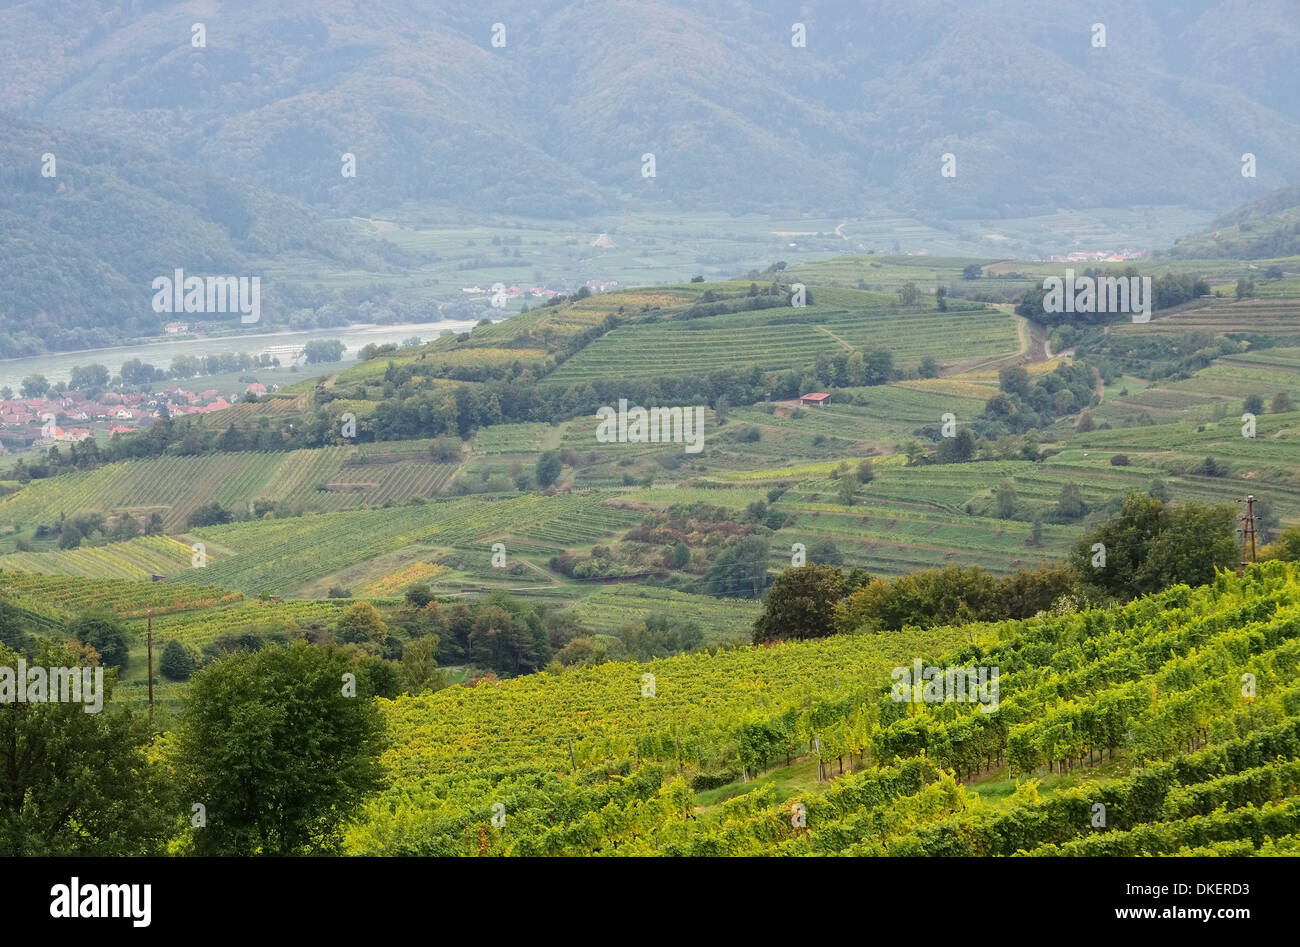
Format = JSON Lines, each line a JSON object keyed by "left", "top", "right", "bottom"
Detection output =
{"left": 0, "top": 319, "right": 490, "bottom": 393}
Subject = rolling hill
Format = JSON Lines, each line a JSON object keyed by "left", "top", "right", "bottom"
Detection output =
{"left": 1168, "top": 184, "right": 1300, "bottom": 260}
{"left": 1, "top": 0, "right": 1297, "bottom": 219}
{"left": 0, "top": 113, "right": 410, "bottom": 356}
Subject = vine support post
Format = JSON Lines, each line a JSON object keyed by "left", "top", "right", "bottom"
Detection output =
{"left": 147, "top": 610, "right": 154, "bottom": 727}
{"left": 1238, "top": 495, "right": 1257, "bottom": 576}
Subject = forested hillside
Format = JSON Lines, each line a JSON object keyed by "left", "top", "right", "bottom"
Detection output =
{"left": 1, "top": 0, "right": 1296, "bottom": 217}
{"left": 1168, "top": 184, "right": 1300, "bottom": 260}
{"left": 0, "top": 114, "right": 411, "bottom": 356}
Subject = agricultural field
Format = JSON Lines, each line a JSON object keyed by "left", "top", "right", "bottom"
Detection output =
{"left": 0, "top": 535, "right": 199, "bottom": 579}
{"left": 0, "top": 569, "right": 242, "bottom": 619}
{"left": 0, "top": 445, "right": 463, "bottom": 536}
{"left": 1109, "top": 296, "right": 1300, "bottom": 338}
{"left": 347, "top": 564, "right": 1300, "bottom": 856}
{"left": 182, "top": 491, "right": 633, "bottom": 596}
{"left": 472, "top": 422, "right": 557, "bottom": 455}
{"left": 543, "top": 304, "right": 1019, "bottom": 385}
{"left": 8, "top": 269, "right": 1300, "bottom": 659}
{"left": 568, "top": 585, "right": 762, "bottom": 642}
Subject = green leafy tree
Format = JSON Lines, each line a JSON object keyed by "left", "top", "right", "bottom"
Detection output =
{"left": 187, "top": 502, "right": 233, "bottom": 527}
{"left": 535, "top": 450, "right": 562, "bottom": 488}
{"left": 399, "top": 635, "right": 447, "bottom": 694}
{"left": 836, "top": 475, "right": 856, "bottom": 506}
{"left": 834, "top": 565, "right": 1002, "bottom": 634}
{"left": 753, "top": 564, "right": 847, "bottom": 643}
{"left": 20, "top": 374, "right": 49, "bottom": 399}
{"left": 69, "top": 364, "right": 109, "bottom": 393}
{"left": 935, "top": 428, "right": 976, "bottom": 463}
{"left": 702, "top": 536, "right": 770, "bottom": 598}
{"left": 176, "top": 642, "right": 387, "bottom": 855}
{"left": 111, "top": 513, "right": 140, "bottom": 541}
{"left": 429, "top": 436, "right": 463, "bottom": 463}
{"left": 1071, "top": 493, "right": 1236, "bottom": 600}
{"left": 995, "top": 481, "right": 1018, "bottom": 519}
{"left": 303, "top": 339, "right": 347, "bottom": 363}
{"left": 1139, "top": 502, "right": 1238, "bottom": 593}
{"left": 1056, "top": 482, "right": 1087, "bottom": 520}
{"left": 159, "top": 638, "right": 197, "bottom": 681}
{"left": 1244, "top": 394, "right": 1265, "bottom": 416}
{"left": 0, "top": 601, "right": 35, "bottom": 655}
{"left": 806, "top": 538, "right": 843, "bottom": 565}
{"left": 998, "top": 365, "right": 1031, "bottom": 397}
{"left": 336, "top": 601, "right": 388, "bottom": 645}
{"left": 1261, "top": 524, "right": 1300, "bottom": 562}
{"left": 618, "top": 614, "right": 704, "bottom": 660}
{"left": 834, "top": 564, "right": 1071, "bottom": 634}
{"left": 68, "top": 612, "right": 130, "bottom": 671}
{"left": 404, "top": 583, "right": 436, "bottom": 608}
{"left": 0, "top": 640, "right": 175, "bottom": 856}
{"left": 862, "top": 344, "right": 894, "bottom": 385}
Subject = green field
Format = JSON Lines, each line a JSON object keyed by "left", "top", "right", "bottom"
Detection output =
{"left": 545, "top": 304, "right": 1018, "bottom": 384}
{"left": 347, "top": 563, "right": 1300, "bottom": 855}
{"left": 0, "top": 445, "right": 462, "bottom": 534}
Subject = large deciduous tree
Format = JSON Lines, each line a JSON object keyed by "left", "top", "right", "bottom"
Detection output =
{"left": 1071, "top": 493, "right": 1236, "bottom": 600}
{"left": 752, "top": 564, "right": 846, "bottom": 643}
{"left": 0, "top": 641, "right": 175, "bottom": 856}
{"left": 175, "top": 641, "right": 386, "bottom": 855}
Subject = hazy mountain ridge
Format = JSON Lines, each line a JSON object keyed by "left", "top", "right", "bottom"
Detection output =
{"left": 0, "top": 113, "right": 408, "bottom": 357}
{"left": 1169, "top": 184, "right": 1300, "bottom": 259}
{"left": 1, "top": 0, "right": 1297, "bottom": 218}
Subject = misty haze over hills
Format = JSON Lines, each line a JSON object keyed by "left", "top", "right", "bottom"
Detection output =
{"left": 1, "top": 0, "right": 1297, "bottom": 219}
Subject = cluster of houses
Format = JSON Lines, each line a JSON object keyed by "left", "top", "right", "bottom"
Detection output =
{"left": 460, "top": 285, "right": 563, "bottom": 300}
{"left": 0, "top": 382, "right": 268, "bottom": 453}
{"left": 459, "top": 279, "right": 619, "bottom": 299}
{"left": 1046, "top": 249, "right": 1145, "bottom": 264}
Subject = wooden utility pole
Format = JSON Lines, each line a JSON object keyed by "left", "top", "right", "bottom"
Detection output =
{"left": 146, "top": 610, "right": 154, "bottom": 724}
{"left": 1238, "top": 495, "right": 1258, "bottom": 576}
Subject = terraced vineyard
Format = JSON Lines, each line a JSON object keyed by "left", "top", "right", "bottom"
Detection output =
{"left": 544, "top": 306, "right": 1018, "bottom": 385}
{"left": 348, "top": 619, "right": 991, "bottom": 854}
{"left": 186, "top": 491, "right": 631, "bottom": 595}
{"left": 0, "top": 535, "right": 198, "bottom": 579}
{"left": 142, "top": 597, "right": 368, "bottom": 647}
{"left": 0, "top": 446, "right": 463, "bottom": 531}
{"left": 0, "top": 569, "right": 242, "bottom": 619}
{"left": 348, "top": 563, "right": 1300, "bottom": 856}
{"left": 1109, "top": 297, "right": 1300, "bottom": 337}
{"left": 569, "top": 585, "right": 762, "bottom": 641}
{"left": 472, "top": 422, "right": 555, "bottom": 454}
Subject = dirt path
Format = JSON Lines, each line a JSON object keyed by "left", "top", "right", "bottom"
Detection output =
{"left": 951, "top": 309, "right": 1032, "bottom": 374}
{"left": 814, "top": 324, "right": 856, "bottom": 350}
